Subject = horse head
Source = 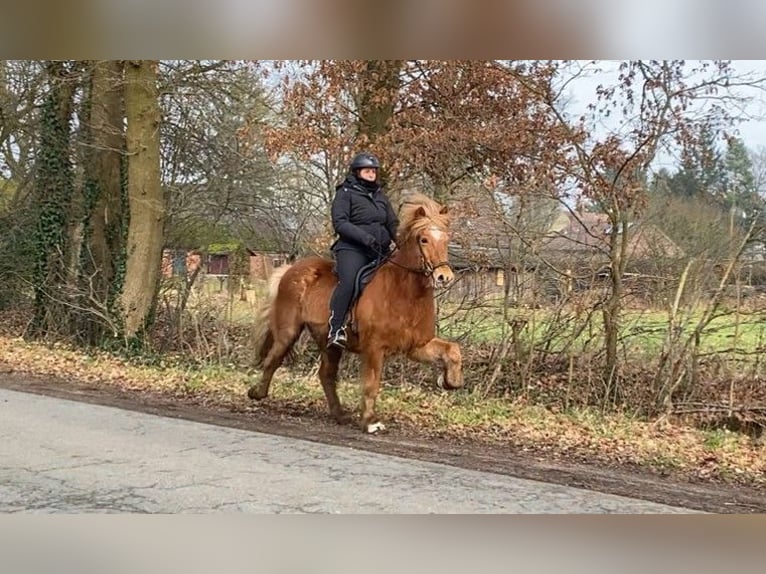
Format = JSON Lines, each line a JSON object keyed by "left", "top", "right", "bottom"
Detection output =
{"left": 398, "top": 194, "right": 454, "bottom": 288}
{"left": 412, "top": 204, "right": 453, "bottom": 286}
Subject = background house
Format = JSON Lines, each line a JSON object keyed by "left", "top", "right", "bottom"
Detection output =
{"left": 541, "top": 210, "right": 684, "bottom": 270}
{"left": 538, "top": 210, "right": 686, "bottom": 304}
{"left": 445, "top": 186, "right": 561, "bottom": 303}
{"left": 247, "top": 249, "right": 291, "bottom": 281}
{"left": 444, "top": 187, "right": 684, "bottom": 305}
{"left": 161, "top": 244, "right": 290, "bottom": 285}
{"left": 161, "top": 249, "right": 202, "bottom": 278}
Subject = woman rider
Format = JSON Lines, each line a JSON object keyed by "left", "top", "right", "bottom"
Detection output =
{"left": 327, "top": 152, "right": 399, "bottom": 349}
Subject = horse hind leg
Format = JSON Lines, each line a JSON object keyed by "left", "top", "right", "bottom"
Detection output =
{"left": 248, "top": 319, "right": 303, "bottom": 401}
{"left": 317, "top": 348, "right": 351, "bottom": 424}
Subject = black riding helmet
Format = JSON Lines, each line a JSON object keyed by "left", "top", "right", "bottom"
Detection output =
{"left": 349, "top": 152, "right": 380, "bottom": 171}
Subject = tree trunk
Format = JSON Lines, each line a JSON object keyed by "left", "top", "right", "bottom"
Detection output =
{"left": 357, "top": 60, "right": 401, "bottom": 141}
{"left": 86, "top": 60, "right": 126, "bottom": 302}
{"left": 29, "top": 61, "right": 77, "bottom": 338}
{"left": 602, "top": 208, "right": 630, "bottom": 404}
{"left": 72, "top": 60, "right": 127, "bottom": 342}
{"left": 119, "top": 60, "right": 164, "bottom": 340}
{"left": 356, "top": 60, "right": 402, "bottom": 192}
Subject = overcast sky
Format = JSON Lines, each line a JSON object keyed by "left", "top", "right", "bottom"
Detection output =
{"left": 562, "top": 60, "right": 766, "bottom": 169}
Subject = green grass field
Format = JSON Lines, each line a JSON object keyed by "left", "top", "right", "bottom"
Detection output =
{"left": 438, "top": 304, "right": 766, "bottom": 357}
{"left": 170, "top": 275, "right": 766, "bottom": 365}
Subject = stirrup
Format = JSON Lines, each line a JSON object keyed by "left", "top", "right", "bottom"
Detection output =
{"left": 328, "top": 328, "right": 347, "bottom": 349}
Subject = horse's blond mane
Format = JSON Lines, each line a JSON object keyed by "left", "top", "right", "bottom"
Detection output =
{"left": 397, "top": 192, "right": 450, "bottom": 242}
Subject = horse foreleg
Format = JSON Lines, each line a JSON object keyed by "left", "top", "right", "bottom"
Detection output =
{"left": 359, "top": 350, "right": 386, "bottom": 434}
{"left": 408, "top": 337, "right": 464, "bottom": 390}
{"left": 318, "top": 348, "right": 351, "bottom": 424}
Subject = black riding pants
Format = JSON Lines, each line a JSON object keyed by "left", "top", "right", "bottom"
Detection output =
{"left": 329, "top": 247, "right": 375, "bottom": 333}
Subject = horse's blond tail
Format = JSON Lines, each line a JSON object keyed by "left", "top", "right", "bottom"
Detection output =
{"left": 251, "top": 264, "right": 292, "bottom": 368}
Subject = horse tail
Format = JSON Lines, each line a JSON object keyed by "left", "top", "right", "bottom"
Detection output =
{"left": 251, "top": 264, "right": 292, "bottom": 368}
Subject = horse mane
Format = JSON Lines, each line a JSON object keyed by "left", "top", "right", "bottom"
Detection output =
{"left": 397, "top": 192, "right": 450, "bottom": 243}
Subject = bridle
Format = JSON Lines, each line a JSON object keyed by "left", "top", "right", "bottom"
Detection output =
{"left": 380, "top": 229, "right": 452, "bottom": 278}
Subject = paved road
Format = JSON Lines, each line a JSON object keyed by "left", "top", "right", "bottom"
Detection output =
{"left": 0, "top": 387, "right": 697, "bottom": 513}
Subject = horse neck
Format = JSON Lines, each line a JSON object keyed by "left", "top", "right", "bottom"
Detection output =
{"left": 389, "top": 239, "right": 432, "bottom": 294}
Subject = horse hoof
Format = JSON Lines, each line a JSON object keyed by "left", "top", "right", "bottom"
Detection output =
{"left": 248, "top": 386, "right": 267, "bottom": 401}
{"left": 438, "top": 372, "right": 463, "bottom": 390}
{"left": 334, "top": 411, "right": 352, "bottom": 425}
{"left": 366, "top": 421, "right": 386, "bottom": 434}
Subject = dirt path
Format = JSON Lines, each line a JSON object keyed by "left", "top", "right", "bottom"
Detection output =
{"left": 1, "top": 371, "right": 764, "bottom": 513}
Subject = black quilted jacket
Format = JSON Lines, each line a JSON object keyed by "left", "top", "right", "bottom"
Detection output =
{"left": 330, "top": 175, "right": 398, "bottom": 255}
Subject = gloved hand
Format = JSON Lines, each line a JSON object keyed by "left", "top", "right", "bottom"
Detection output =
{"left": 364, "top": 235, "right": 380, "bottom": 255}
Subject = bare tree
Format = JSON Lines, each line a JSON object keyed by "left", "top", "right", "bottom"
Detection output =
{"left": 528, "top": 60, "right": 766, "bottom": 398}
{"left": 120, "top": 60, "right": 164, "bottom": 340}
{"left": 159, "top": 61, "right": 276, "bottom": 250}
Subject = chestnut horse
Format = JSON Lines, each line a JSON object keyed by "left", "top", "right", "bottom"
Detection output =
{"left": 247, "top": 192, "right": 464, "bottom": 433}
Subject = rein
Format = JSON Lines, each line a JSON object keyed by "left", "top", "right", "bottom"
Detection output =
{"left": 377, "top": 243, "right": 451, "bottom": 277}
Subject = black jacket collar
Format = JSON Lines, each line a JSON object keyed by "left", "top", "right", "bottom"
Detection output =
{"left": 342, "top": 174, "right": 380, "bottom": 195}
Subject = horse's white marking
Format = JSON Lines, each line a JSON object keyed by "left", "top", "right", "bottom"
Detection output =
{"left": 436, "top": 373, "right": 445, "bottom": 387}
{"left": 428, "top": 226, "right": 444, "bottom": 242}
{"left": 366, "top": 421, "right": 386, "bottom": 434}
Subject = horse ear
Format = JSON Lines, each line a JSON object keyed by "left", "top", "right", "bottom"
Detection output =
{"left": 439, "top": 205, "right": 449, "bottom": 214}
{"left": 415, "top": 206, "right": 426, "bottom": 217}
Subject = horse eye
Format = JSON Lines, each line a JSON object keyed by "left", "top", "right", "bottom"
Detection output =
{"left": 419, "top": 237, "right": 428, "bottom": 244}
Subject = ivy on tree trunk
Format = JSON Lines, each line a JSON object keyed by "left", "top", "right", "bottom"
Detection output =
{"left": 29, "top": 61, "right": 76, "bottom": 338}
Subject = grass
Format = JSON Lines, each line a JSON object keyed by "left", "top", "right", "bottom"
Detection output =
{"left": 703, "top": 429, "right": 732, "bottom": 451}
{"left": 172, "top": 276, "right": 766, "bottom": 363}
{"left": 440, "top": 303, "right": 766, "bottom": 358}
{"left": 159, "top": 275, "right": 267, "bottom": 325}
